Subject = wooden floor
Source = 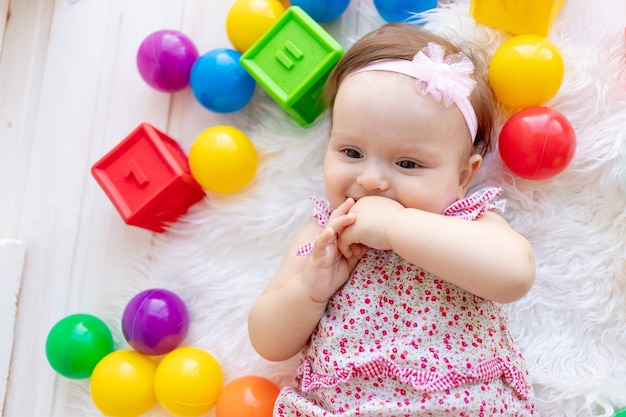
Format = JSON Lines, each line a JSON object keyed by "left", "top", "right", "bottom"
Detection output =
{"left": 0, "top": 0, "right": 624, "bottom": 416}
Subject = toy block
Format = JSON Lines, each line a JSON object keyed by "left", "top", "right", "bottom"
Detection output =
{"left": 470, "top": 0, "right": 566, "bottom": 36}
{"left": 91, "top": 123, "right": 205, "bottom": 233}
{"left": 240, "top": 6, "right": 344, "bottom": 126}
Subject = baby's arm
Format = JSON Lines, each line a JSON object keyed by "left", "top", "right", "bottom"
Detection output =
{"left": 248, "top": 199, "right": 364, "bottom": 361}
{"left": 341, "top": 196, "right": 535, "bottom": 303}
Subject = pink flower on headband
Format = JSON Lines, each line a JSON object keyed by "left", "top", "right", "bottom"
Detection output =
{"left": 412, "top": 42, "right": 477, "bottom": 109}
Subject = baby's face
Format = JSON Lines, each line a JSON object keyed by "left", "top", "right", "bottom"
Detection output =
{"left": 324, "top": 71, "right": 477, "bottom": 213}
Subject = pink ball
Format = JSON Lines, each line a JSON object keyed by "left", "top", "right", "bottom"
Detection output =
{"left": 136, "top": 30, "right": 199, "bottom": 92}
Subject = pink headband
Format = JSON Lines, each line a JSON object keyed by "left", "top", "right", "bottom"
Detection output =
{"left": 353, "top": 42, "right": 478, "bottom": 142}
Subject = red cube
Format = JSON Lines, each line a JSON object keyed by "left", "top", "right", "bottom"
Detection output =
{"left": 91, "top": 123, "right": 204, "bottom": 232}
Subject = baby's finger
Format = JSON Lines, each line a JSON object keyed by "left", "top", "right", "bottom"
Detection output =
{"left": 337, "top": 233, "right": 353, "bottom": 258}
{"left": 326, "top": 212, "right": 356, "bottom": 236}
{"left": 329, "top": 198, "right": 355, "bottom": 218}
{"left": 310, "top": 227, "right": 336, "bottom": 264}
{"left": 314, "top": 227, "right": 334, "bottom": 251}
{"left": 350, "top": 243, "right": 368, "bottom": 260}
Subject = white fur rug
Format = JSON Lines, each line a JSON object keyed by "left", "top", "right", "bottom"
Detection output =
{"left": 69, "top": 2, "right": 626, "bottom": 416}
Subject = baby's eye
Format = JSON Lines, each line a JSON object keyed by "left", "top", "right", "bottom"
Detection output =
{"left": 343, "top": 148, "right": 363, "bottom": 159}
{"left": 397, "top": 160, "right": 419, "bottom": 169}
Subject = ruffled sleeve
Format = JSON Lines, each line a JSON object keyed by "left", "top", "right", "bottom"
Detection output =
{"left": 442, "top": 187, "right": 506, "bottom": 220}
{"left": 295, "top": 196, "right": 333, "bottom": 256}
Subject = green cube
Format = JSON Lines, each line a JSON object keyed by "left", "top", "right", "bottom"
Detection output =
{"left": 240, "top": 6, "right": 344, "bottom": 127}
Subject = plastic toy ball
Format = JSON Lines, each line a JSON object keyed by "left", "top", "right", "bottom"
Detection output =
{"left": 45, "top": 314, "right": 114, "bottom": 379}
{"left": 189, "top": 125, "right": 258, "bottom": 194}
{"left": 190, "top": 48, "right": 256, "bottom": 113}
{"left": 215, "top": 375, "right": 280, "bottom": 417}
{"left": 290, "top": 0, "right": 350, "bottom": 23}
{"left": 226, "top": 0, "right": 286, "bottom": 53}
{"left": 121, "top": 288, "right": 189, "bottom": 356}
{"left": 373, "top": 0, "right": 437, "bottom": 23}
{"left": 499, "top": 106, "right": 576, "bottom": 180}
{"left": 489, "top": 34, "right": 564, "bottom": 109}
{"left": 90, "top": 350, "right": 157, "bottom": 417}
{"left": 613, "top": 410, "right": 626, "bottom": 417}
{"left": 136, "top": 30, "right": 199, "bottom": 92}
{"left": 154, "top": 346, "right": 223, "bottom": 417}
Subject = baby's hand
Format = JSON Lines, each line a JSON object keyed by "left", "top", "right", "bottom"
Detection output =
{"left": 339, "top": 196, "right": 403, "bottom": 252}
{"left": 300, "top": 199, "right": 365, "bottom": 303}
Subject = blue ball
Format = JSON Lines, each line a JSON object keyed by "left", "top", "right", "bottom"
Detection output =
{"left": 373, "top": 0, "right": 437, "bottom": 23}
{"left": 190, "top": 48, "right": 256, "bottom": 113}
{"left": 290, "top": 0, "right": 351, "bottom": 23}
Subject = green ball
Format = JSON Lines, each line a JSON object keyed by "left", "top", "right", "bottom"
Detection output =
{"left": 45, "top": 314, "right": 114, "bottom": 379}
{"left": 614, "top": 410, "right": 626, "bottom": 417}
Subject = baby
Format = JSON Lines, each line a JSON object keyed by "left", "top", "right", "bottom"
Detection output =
{"left": 249, "top": 23, "right": 536, "bottom": 416}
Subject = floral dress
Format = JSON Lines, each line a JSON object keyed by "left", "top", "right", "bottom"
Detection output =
{"left": 275, "top": 188, "right": 536, "bottom": 417}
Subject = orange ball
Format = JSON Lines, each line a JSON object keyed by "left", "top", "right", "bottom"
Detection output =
{"left": 215, "top": 375, "right": 280, "bottom": 417}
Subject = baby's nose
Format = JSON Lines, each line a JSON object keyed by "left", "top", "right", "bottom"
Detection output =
{"left": 356, "top": 162, "right": 390, "bottom": 191}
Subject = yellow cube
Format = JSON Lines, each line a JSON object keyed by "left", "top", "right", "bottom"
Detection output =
{"left": 470, "top": 0, "right": 566, "bottom": 36}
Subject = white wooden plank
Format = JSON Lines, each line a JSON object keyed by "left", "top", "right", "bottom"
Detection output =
{"left": 0, "top": 0, "right": 55, "bottom": 237}
{"left": 0, "top": 239, "right": 25, "bottom": 417}
{"left": 0, "top": 3, "right": 57, "bottom": 415}
{"left": 0, "top": 0, "right": 8, "bottom": 49}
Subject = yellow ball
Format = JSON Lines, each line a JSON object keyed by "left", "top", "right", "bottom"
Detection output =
{"left": 189, "top": 126, "right": 258, "bottom": 194}
{"left": 154, "top": 346, "right": 223, "bottom": 417}
{"left": 488, "top": 34, "right": 564, "bottom": 109}
{"left": 226, "top": 0, "right": 285, "bottom": 53}
{"left": 89, "top": 350, "right": 157, "bottom": 417}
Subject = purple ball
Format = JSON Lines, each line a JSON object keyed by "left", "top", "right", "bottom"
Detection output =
{"left": 136, "top": 29, "right": 199, "bottom": 92}
{"left": 122, "top": 288, "right": 189, "bottom": 355}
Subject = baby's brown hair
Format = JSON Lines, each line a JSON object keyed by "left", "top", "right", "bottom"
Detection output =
{"left": 325, "top": 23, "right": 495, "bottom": 156}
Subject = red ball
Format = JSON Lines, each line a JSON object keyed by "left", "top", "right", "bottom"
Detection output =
{"left": 499, "top": 106, "right": 576, "bottom": 180}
